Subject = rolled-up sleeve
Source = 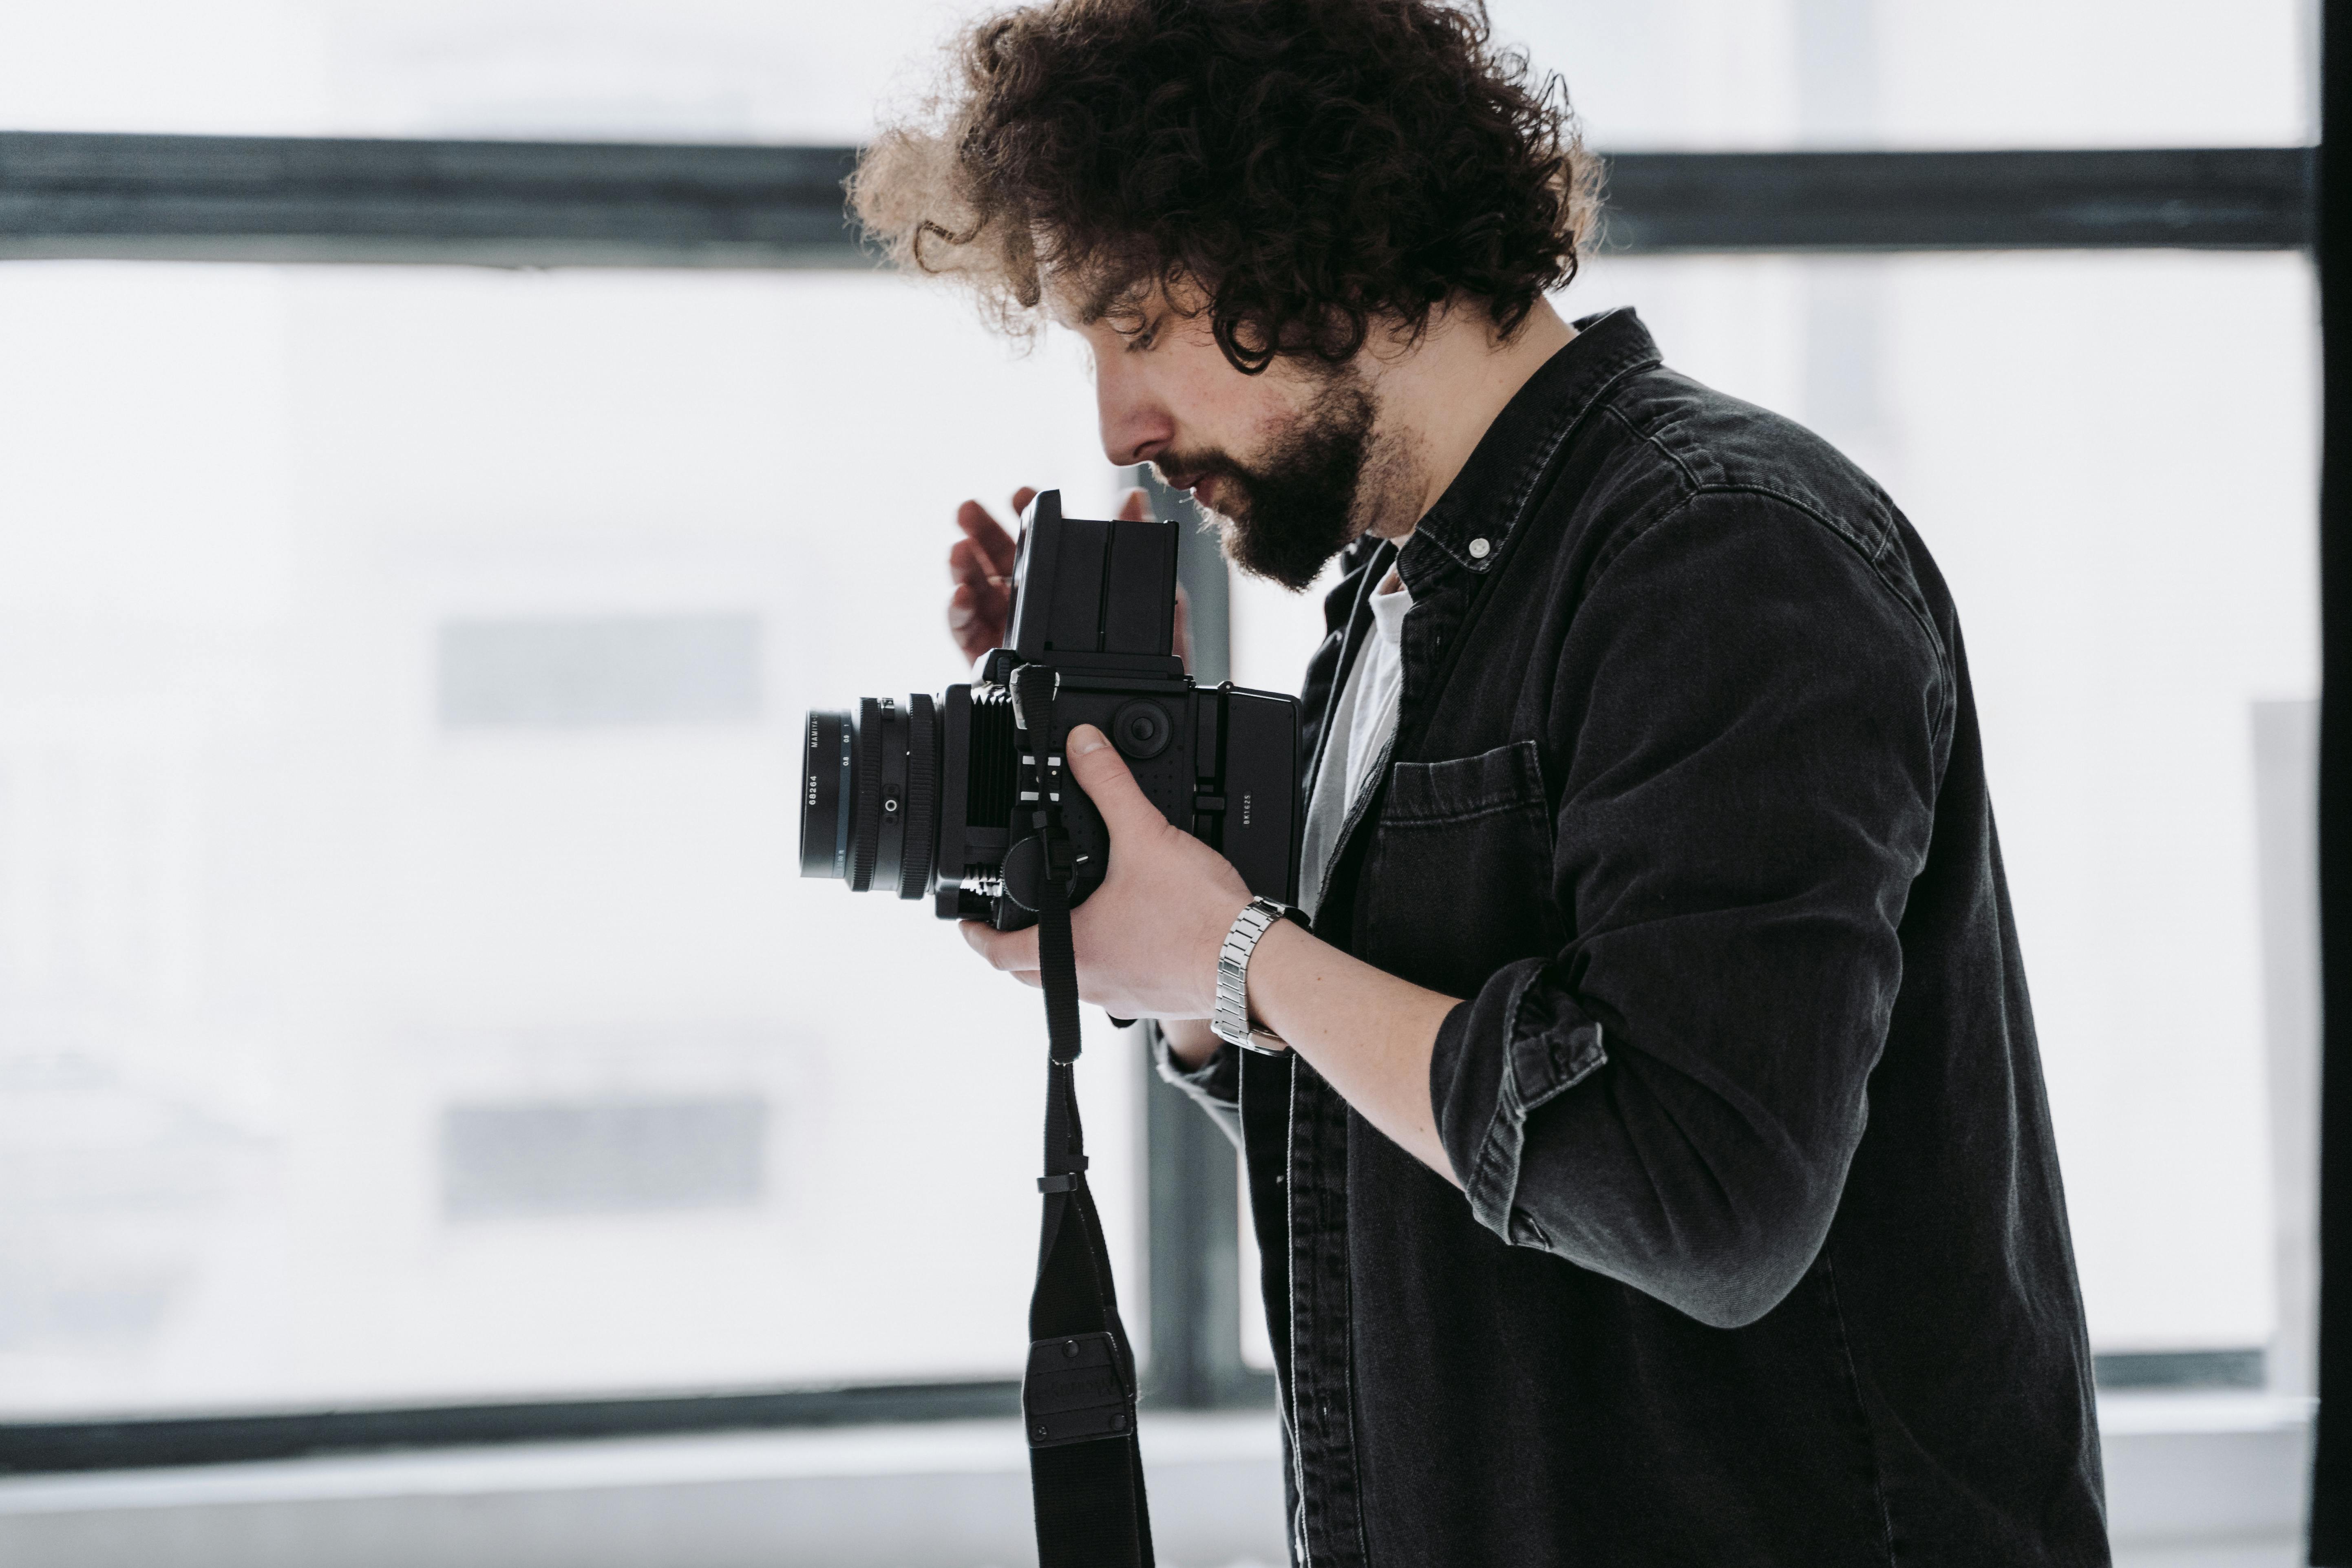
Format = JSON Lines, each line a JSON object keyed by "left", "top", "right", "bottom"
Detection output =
{"left": 1150, "top": 1022, "right": 1246, "bottom": 1152}
{"left": 1429, "top": 491, "right": 1949, "bottom": 1329}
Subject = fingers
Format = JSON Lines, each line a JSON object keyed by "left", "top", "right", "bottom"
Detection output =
{"left": 949, "top": 535, "right": 1007, "bottom": 594}
{"left": 961, "top": 920, "right": 1042, "bottom": 994}
{"left": 1062, "top": 724, "right": 1163, "bottom": 838}
{"left": 948, "top": 583, "right": 991, "bottom": 659}
{"left": 948, "top": 532, "right": 1013, "bottom": 658}
{"left": 963, "top": 919, "right": 1040, "bottom": 974}
{"left": 955, "top": 497, "right": 1020, "bottom": 578}
{"left": 1115, "top": 486, "right": 1153, "bottom": 522}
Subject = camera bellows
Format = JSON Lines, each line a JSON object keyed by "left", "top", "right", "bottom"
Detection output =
{"left": 966, "top": 691, "right": 1017, "bottom": 830}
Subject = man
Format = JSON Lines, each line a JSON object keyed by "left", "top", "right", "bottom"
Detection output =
{"left": 858, "top": 1, "right": 2106, "bottom": 1562}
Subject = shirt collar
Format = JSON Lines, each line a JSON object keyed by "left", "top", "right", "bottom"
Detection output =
{"left": 1401, "top": 307, "right": 1663, "bottom": 588}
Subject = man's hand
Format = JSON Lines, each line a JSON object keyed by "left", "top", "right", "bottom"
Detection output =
{"left": 947, "top": 487, "right": 1189, "bottom": 667}
{"left": 947, "top": 488, "right": 1031, "bottom": 665}
{"left": 963, "top": 724, "right": 1462, "bottom": 1185}
{"left": 961, "top": 724, "right": 1250, "bottom": 1019}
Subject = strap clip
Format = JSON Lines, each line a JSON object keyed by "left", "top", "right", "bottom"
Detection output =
{"left": 1010, "top": 665, "right": 1059, "bottom": 733}
{"left": 1022, "top": 1331, "right": 1136, "bottom": 1448}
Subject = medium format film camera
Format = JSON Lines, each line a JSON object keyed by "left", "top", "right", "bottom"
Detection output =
{"left": 800, "top": 490, "right": 1301, "bottom": 928}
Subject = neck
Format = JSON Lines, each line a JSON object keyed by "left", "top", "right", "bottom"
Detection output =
{"left": 1362, "top": 298, "right": 1576, "bottom": 539}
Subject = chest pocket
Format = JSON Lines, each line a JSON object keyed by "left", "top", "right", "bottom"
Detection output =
{"left": 1358, "top": 738, "right": 1564, "bottom": 998}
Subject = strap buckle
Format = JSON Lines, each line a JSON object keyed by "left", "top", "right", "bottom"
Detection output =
{"left": 1022, "top": 1331, "right": 1136, "bottom": 1448}
{"left": 1040, "top": 822, "right": 1076, "bottom": 884}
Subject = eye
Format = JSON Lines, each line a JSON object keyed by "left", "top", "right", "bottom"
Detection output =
{"left": 1096, "top": 297, "right": 1162, "bottom": 355}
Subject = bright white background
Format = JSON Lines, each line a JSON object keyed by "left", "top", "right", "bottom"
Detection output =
{"left": 0, "top": 262, "right": 1143, "bottom": 1415}
{"left": 0, "top": 0, "right": 2321, "bottom": 1413}
{"left": 0, "top": 0, "right": 2314, "bottom": 148}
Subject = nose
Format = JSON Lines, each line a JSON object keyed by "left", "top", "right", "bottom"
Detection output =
{"left": 1095, "top": 355, "right": 1174, "bottom": 470}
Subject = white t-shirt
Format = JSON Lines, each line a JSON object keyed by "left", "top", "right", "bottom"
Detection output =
{"left": 1298, "top": 549, "right": 1412, "bottom": 917}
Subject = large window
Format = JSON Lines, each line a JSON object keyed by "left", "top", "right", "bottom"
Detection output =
{"left": 0, "top": 0, "right": 2326, "bottom": 1473}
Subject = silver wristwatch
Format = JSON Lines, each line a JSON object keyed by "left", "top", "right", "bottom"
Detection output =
{"left": 1212, "top": 896, "right": 1301, "bottom": 1054}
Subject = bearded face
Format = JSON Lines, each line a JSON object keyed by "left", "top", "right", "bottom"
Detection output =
{"left": 1150, "top": 374, "right": 1382, "bottom": 592}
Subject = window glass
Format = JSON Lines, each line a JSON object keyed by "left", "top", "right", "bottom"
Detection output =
{"left": 0, "top": 261, "right": 1144, "bottom": 1418}
{"left": 1234, "top": 249, "right": 2319, "bottom": 1359}
{"left": 1493, "top": 0, "right": 2312, "bottom": 150}
{"left": 0, "top": 0, "right": 2312, "bottom": 150}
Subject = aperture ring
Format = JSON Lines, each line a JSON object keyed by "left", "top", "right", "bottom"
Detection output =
{"left": 900, "top": 693, "right": 937, "bottom": 899}
{"left": 851, "top": 697, "right": 884, "bottom": 892}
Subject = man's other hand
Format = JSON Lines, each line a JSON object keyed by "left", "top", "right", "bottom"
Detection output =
{"left": 947, "top": 488, "right": 1031, "bottom": 665}
{"left": 962, "top": 723, "right": 1248, "bottom": 1019}
{"left": 947, "top": 488, "right": 1186, "bottom": 667}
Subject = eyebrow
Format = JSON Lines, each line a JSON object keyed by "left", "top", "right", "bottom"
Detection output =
{"left": 1077, "top": 275, "right": 1155, "bottom": 327}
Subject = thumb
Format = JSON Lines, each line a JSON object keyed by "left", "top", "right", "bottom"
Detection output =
{"left": 1063, "top": 724, "right": 1163, "bottom": 838}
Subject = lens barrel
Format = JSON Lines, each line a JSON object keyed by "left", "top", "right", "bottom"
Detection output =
{"left": 799, "top": 695, "right": 939, "bottom": 899}
{"left": 800, "top": 710, "right": 854, "bottom": 880}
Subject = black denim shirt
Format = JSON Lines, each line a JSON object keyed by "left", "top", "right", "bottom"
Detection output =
{"left": 1161, "top": 310, "right": 2107, "bottom": 1566}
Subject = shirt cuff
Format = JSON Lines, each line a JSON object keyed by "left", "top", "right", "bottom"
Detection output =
{"left": 1429, "top": 959, "right": 1608, "bottom": 1241}
{"left": 1149, "top": 1022, "right": 1247, "bottom": 1154}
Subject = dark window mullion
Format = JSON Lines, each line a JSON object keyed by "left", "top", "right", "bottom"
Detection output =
{"left": 0, "top": 135, "right": 2317, "bottom": 266}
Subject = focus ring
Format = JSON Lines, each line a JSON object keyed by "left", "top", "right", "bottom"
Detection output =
{"left": 900, "top": 693, "right": 937, "bottom": 899}
{"left": 851, "top": 696, "right": 884, "bottom": 892}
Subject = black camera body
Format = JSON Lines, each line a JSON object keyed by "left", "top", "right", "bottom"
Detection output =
{"left": 802, "top": 490, "right": 1301, "bottom": 929}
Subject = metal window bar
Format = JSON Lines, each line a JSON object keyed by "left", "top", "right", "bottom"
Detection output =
{"left": 0, "top": 135, "right": 2315, "bottom": 264}
{"left": 2307, "top": 0, "right": 2352, "bottom": 1555}
{"left": 0, "top": 128, "right": 2323, "bottom": 1476}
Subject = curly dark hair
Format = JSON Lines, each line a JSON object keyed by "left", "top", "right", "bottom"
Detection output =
{"left": 851, "top": 0, "right": 1599, "bottom": 373}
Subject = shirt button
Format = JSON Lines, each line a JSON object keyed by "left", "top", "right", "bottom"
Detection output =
{"left": 1468, "top": 537, "right": 1491, "bottom": 560}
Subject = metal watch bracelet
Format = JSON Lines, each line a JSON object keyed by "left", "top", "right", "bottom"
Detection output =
{"left": 1212, "top": 896, "right": 1299, "bottom": 1054}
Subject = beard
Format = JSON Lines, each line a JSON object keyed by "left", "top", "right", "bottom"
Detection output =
{"left": 1152, "top": 375, "right": 1379, "bottom": 592}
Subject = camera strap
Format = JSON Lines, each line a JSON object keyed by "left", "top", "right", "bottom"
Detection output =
{"left": 1012, "top": 665, "right": 1156, "bottom": 1568}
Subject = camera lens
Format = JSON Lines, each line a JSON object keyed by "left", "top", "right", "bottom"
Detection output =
{"left": 801, "top": 709, "right": 855, "bottom": 880}
{"left": 799, "top": 695, "right": 939, "bottom": 898}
